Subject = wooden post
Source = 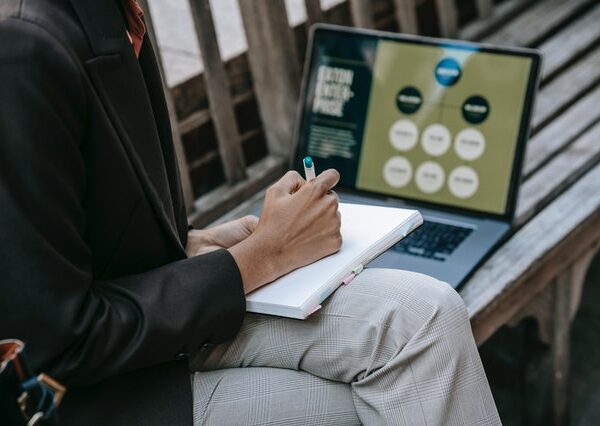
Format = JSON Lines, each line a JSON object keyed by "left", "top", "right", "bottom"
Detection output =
{"left": 305, "top": 0, "right": 325, "bottom": 28}
{"left": 568, "top": 250, "right": 596, "bottom": 321}
{"left": 349, "top": 0, "right": 375, "bottom": 29}
{"left": 475, "top": 0, "right": 494, "bottom": 19}
{"left": 434, "top": 0, "right": 458, "bottom": 37}
{"left": 239, "top": 0, "right": 301, "bottom": 159}
{"left": 550, "top": 250, "right": 595, "bottom": 426}
{"left": 138, "top": 0, "right": 195, "bottom": 212}
{"left": 393, "top": 0, "right": 419, "bottom": 34}
{"left": 189, "top": 0, "right": 247, "bottom": 184}
{"left": 552, "top": 267, "right": 572, "bottom": 426}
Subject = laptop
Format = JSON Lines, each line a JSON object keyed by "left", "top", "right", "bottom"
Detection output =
{"left": 290, "top": 24, "right": 542, "bottom": 289}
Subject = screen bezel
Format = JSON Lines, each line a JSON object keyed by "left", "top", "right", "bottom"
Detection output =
{"left": 290, "top": 24, "right": 542, "bottom": 223}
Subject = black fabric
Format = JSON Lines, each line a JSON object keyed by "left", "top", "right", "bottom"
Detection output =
{"left": 0, "top": 0, "right": 247, "bottom": 424}
{"left": 0, "top": 357, "right": 26, "bottom": 426}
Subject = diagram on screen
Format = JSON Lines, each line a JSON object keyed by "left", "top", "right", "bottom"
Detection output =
{"left": 356, "top": 40, "right": 531, "bottom": 214}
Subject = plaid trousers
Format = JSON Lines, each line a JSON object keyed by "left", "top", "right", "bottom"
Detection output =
{"left": 190, "top": 268, "right": 501, "bottom": 425}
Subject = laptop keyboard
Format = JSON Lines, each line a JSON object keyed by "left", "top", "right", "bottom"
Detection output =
{"left": 392, "top": 220, "right": 473, "bottom": 262}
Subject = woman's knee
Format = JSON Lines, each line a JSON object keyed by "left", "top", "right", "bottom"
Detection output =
{"left": 415, "top": 271, "right": 467, "bottom": 319}
{"left": 352, "top": 268, "right": 469, "bottom": 327}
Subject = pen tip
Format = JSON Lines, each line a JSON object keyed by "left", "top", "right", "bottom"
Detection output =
{"left": 303, "top": 156, "right": 313, "bottom": 168}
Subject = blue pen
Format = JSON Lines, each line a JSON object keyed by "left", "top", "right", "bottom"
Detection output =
{"left": 303, "top": 156, "right": 316, "bottom": 181}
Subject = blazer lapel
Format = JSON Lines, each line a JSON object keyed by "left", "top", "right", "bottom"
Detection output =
{"left": 69, "top": 0, "right": 184, "bottom": 253}
{"left": 138, "top": 38, "right": 189, "bottom": 242}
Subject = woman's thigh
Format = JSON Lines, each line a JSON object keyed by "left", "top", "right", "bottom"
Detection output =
{"left": 192, "top": 268, "right": 465, "bottom": 384}
{"left": 191, "top": 367, "right": 360, "bottom": 425}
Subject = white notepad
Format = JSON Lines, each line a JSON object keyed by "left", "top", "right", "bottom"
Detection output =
{"left": 246, "top": 203, "right": 422, "bottom": 319}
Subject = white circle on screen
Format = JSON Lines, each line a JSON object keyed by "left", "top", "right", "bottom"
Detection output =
{"left": 448, "top": 166, "right": 479, "bottom": 198}
{"left": 455, "top": 128, "right": 485, "bottom": 161}
{"left": 383, "top": 156, "right": 413, "bottom": 188}
{"left": 415, "top": 161, "right": 445, "bottom": 193}
{"left": 421, "top": 124, "right": 451, "bottom": 157}
{"left": 389, "top": 119, "right": 418, "bottom": 151}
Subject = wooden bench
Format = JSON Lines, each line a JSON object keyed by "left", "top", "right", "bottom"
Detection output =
{"left": 143, "top": 1, "right": 600, "bottom": 423}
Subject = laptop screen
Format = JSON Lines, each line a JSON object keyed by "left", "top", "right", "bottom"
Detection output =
{"left": 296, "top": 26, "right": 540, "bottom": 218}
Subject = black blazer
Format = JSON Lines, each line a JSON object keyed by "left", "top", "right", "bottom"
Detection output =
{"left": 0, "top": 0, "right": 246, "bottom": 424}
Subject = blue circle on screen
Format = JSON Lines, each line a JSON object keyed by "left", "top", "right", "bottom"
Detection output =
{"left": 434, "top": 58, "right": 462, "bottom": 86}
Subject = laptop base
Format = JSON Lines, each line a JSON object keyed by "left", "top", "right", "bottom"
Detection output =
{"left": 339, "top": 191, "right": 510, "bottom": 289}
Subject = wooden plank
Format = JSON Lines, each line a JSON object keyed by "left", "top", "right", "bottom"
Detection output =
{"left": 532, "top": 47, "right": 600, "bottom": 131}
{"left": 349, "top": 0, "right": 375, "bottom": 29}
{"left": 393, "top": 0, "right": 419, "bottom": 34}
{"left": 210, "top": 188, "right": 268, "bottom": 226}
{"left": 567, "top": 249, "right": 596, "bottom": 322}
{"left": 507, "top": 285, "right": 554, "bottom": 344}
{"left": 524, "top": 85, "right": 600, "bottom": 179}
{"left": 189, "top": 0, "right": 247, "bottom": 185}
{"left": 239, "top": 0, "right": 301, "bottom": 159}
{"left": 517, "top": 122, "right": 600, "bottom": 225}
{"left": 305, "top": 0, "right": 325, "bottom": 27}
{"left": 189, "top": 155, "right": 287, "bottom": 228}
{"left": 187, "top": 126, "right": 261, "bottom": 172}
{"left": 171, "top": 52, "right": 253, "bottom": 121}
{"left": 475, "top": 0, "right": 493, "bottom": 19}
{"left": 434, "top": 0, "right": 458, "bottom": 37}
{"left": 459, "top": 0, "right": 536, "bottom": 41}
{"left": 179, "top": 91, "right": 255, "bottom": 135}
{"left": 538, "top": 4, "right": 600, "bottom": 82}
{"left": 188, "top": 150, "right": 219, "bottom": 172}
{"left": 552, "top": 268, "right": 572, "bottom": 426}
{"left": 138, "top": 0, "right": 195, "bottom": 212}
{"left": 462, "top": 164, "right": 600, "bottom": 344}
{"left": 483, "top": 0, "right": 592, "bottom": 47}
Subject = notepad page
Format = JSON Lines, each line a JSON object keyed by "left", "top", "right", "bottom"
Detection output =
{"left": 245, "top": 203, "right": 419, "bottom": 316}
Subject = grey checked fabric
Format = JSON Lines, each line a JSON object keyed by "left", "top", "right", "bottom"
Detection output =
{"left": 190, "top": 268, "right": 501, "bottom": 425}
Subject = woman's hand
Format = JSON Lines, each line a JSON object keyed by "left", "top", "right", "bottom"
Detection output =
{"left": 228, "top": 169, "right": 342, "bottom": 294}
{"left": 186, "top": 215, "right": 259, "bottom": 257}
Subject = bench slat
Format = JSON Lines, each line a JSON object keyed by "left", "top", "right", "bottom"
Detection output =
{"left": 393, "top": 0, "right": 419, "bottom": 34}
{"left": 190, "top": 0, "right": 248, "bottom": 185}
{"left": 475, "top": 0, "right": 494, "bottom": 19}
{"left": 434, "top": 0, "right": 458, "bottom": 37}
{"left": 533, "top": 47, "right": 600, "bottom": 130}
{"left": 517, "top": 122, "right": 600, "bottom": 225}
{"left": 305, "top": 0, "right": 325, "bottom": 27}
{"left": 190, "top": 156, "right": 286, "bottom": 227}
{"left": 349, "top": 0, "right": 375, "bottom": 29}
{"left": 524, "top": 85, "right": 600, "bottom": 179}
{"left": 538, "top": 4, "right": 600, "bottom": 81}
{"left": 484, "top": 0, "right": 592, "bottom": 47}
{"left": 459, "top": 0, "right": 537, "bottom": 42}
{"left": 239, "top": 0, "right": 302, "bottom": 158}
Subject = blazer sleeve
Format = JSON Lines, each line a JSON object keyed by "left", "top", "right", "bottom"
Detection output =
{"left": 0, "top": 19, "right": 246, "bottom": 387}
